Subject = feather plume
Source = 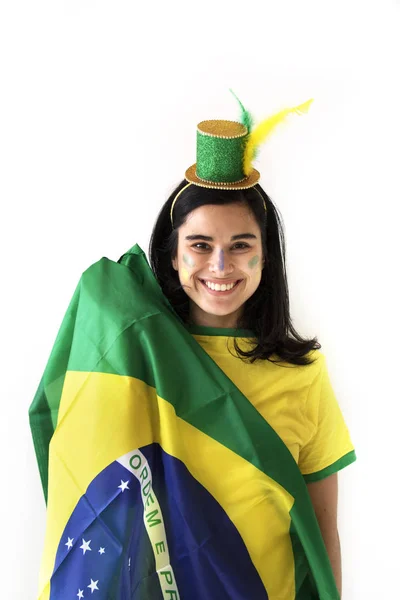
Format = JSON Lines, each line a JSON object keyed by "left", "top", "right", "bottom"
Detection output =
{"left": 229, "top": 89, "right": 254, "bottom": 133}
{"left": 243, "top": 98, "right": 314, "bottom": 176}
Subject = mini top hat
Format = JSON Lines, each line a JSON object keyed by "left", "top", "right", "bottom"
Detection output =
{"left": 184, "top": 91, "right": 313, "bottom": 191}
{"left": 185, "top": 120, "right": 260, "bottom": 190}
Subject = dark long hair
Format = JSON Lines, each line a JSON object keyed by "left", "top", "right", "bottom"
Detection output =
{"left": 149, "top": 180, "right": 320, "bottom": 365}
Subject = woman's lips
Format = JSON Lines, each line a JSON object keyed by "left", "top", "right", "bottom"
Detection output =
{"left": 199, "top": 279, "right": 242, "bottom": 296}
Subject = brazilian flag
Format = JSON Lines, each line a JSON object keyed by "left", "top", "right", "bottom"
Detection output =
{"left": 29, "top": 245, "right": 340, "bottom": 600}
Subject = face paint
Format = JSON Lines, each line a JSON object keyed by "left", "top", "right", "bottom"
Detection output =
{"left": 183, "top": 253, "right": 195, "bottom": 268}
{"left": 218, "top": 249, "right": 225, "bottom": 271}
{"left": 248, "top": 255, "right": 260, "bottom": 269}
{"left": 180, "top": 267, "right": 190, "bottom": 283}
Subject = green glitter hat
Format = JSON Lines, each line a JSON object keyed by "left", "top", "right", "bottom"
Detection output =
{"left": 185, "top": 119, "right": 260, "bottom": 190}
{"left": 184, "top": 94, "right": 314, "bottom": 191}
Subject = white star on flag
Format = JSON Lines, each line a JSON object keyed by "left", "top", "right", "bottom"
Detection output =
{"left": 65, "top": 537, "right": 74, "bottom": 550}
{"left": 98, "top": 547, "right": 105, "bottom": 555}
{"left": 118, "top": 480, "right": 130, "bottom": 492}
{"left": 77, "top": 590, "right": 84, "bottom": 599}
{"left": 80, "top": 539, "right": 92, "bottom": 555}
{"left": 88, "top": 579, "right": 99, "bottom": 593}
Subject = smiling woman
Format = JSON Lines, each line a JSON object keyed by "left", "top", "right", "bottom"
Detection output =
{"left": 148, "top": 174, "right": 356, "bottom": 598}
{"left": 30, "top": 96, "right": 355, "bottom": 600}
{"left": 146, "top": 101, "right": 355, "bottom": 599}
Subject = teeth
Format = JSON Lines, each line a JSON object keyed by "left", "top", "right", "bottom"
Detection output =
{"left": 204, "top": 281, "right": 237, "bottom": 291}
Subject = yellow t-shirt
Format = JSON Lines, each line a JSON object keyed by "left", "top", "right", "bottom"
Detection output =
{"left": 191, "top": 330, "right": 356, "bottom": 482}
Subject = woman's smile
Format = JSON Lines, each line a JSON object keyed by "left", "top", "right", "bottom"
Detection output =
{"left": 198, "top": 278, "right": 243, "bottom": 295}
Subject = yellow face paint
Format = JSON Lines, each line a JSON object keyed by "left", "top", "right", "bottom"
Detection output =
{"left": 180, "top": 267, "right": 190, "bottom": 282}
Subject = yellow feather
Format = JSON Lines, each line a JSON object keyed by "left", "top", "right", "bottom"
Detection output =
{"left": 243, "top": 98, "right": 314, "bottom": 176}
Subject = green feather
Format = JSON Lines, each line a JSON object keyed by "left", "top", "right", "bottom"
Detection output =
{"left": 229, "top": 89, "right": 254, "bottom": 133}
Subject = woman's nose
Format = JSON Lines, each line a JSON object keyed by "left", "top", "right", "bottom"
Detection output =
{"left": 209, "top": 249, "right": 233, "bottom": 274}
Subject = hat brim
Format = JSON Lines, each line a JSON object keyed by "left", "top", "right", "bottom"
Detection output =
{"left": 185, "top": 164, "right": 260, "bottom": 190}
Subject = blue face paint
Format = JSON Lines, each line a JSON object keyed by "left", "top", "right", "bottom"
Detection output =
{"left": 218, "top": 249, "right": 224, "bottom": 271}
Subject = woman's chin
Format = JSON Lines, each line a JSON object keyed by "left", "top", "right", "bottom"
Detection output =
{"left": 189, "top": 298, "right": 243, "bottom": 323}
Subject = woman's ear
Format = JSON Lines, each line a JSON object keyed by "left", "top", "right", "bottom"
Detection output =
{"left": 172, "top": 256, "right": 178, "bottom": 271}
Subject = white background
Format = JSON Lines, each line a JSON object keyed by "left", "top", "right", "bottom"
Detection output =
{"left": 1, "top": 1, "right": 399, "bottom": 598}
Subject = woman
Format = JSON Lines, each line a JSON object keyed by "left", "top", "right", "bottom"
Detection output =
{"left": 151, "top": 175, "right": 355, "bottom": 597}
{"left": 30, "top": 101, "right": 355, "bottom": 600}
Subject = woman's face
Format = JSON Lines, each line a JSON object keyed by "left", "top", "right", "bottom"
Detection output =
{"left": 172, "top": 202, "right": 264, "bottom": 328}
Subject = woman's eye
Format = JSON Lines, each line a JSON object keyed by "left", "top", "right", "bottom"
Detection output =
{"left": 192, "top": 243, "right": 210, "bottom": 251}
{"left": 232, "top": 242, "right": 250, "bottom": 250}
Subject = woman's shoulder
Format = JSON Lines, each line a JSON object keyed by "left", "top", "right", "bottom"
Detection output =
{"left": 256, "top": 347, "right": 325, "bottom": 371}
{"left": 250, "top": 348, "right": 327, "bottom": 390}
{"left": 191, "top": 331, "right": 326, "bottom": 382}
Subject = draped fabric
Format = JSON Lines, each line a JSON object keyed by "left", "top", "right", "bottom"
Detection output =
{"left": 29, "top": 245, "right": 340, "bottom": 600}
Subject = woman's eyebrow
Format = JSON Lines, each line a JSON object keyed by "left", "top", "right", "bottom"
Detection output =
{"left": 185, "top": 233, "right": 257, "bottom": 241}
{"left": 231, "top": 233, "right": 257, "bottom": 241}
{"left": 185, "top": 235, "right": 213, "bottom": 241}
